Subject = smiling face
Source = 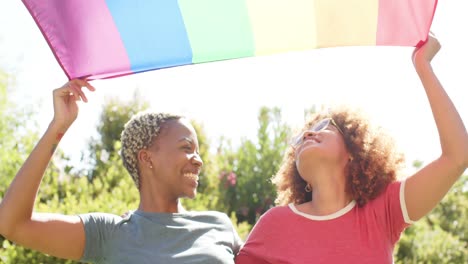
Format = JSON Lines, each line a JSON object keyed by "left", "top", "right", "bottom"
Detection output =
{"left": 146, "top": 118, "right": 203, "bottom": 200}
{"left": 294, "top": 118, "right": 350, "bottom": 179}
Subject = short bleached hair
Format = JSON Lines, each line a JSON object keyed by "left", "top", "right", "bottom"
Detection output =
{"left": 120, "top": 111, "right": 181, "bottom": 189}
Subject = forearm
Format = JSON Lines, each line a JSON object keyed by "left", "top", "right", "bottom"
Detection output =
{"left": 0, "top": 121, "right": 66, "bottom": 237}
{"left": 415, "top": 61, "right": 468, "bottom": 169}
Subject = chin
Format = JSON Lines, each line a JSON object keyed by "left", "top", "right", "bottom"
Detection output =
{"left": 297, "top": 150, "right": 320, "bottom": 165}
{"left": 185, "top": 190, "right": 197, "bottom": 199}
{"left": 297, "top": 144, "right": 321, "bottom": 157}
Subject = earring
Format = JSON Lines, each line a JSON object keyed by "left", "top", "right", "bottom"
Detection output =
{"left": 149, "top": 165, "right": 153, "bottom": 169}
{"left": 305, "top": 183, "right": 312, "bottom": 193}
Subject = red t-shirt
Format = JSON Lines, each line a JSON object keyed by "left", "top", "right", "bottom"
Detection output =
{"left": 236, "top": 181, "right": 413, "bottom": 264}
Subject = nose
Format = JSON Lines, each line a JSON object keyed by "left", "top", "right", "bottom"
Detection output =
{"left": 302, "top": 131, "right": 316, "bottom": 142}
{"left": 191, "top": 153, "right": 203, "bottom": 167}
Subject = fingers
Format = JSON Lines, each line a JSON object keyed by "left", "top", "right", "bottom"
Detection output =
{"left": 60, "top": 79, "right": 96, "bottom": 103}
{"left": 426, "top": 33, "right": 440, "bottom": 47}
{"left": 412, "top": 32, "right": 441, "bottom": 64}
{"left": 72, "top": 79, "right": 96, "bottom": 92}
{"left": 426, "top": 35, "right": 441, "bottom": 59}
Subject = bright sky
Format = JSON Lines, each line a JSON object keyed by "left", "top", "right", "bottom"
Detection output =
{"left": 1, "top": 1, "right": 467, "bottom": 174}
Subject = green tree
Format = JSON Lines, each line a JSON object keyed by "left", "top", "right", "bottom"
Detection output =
{"left": 216, "top": 106, "right": 290, "bottom": 225}
{"left": 0, "top": 72, "right": 38, "bottom": 197}
{"left": 86, "top": 92, "right": 149, "bottom": 182}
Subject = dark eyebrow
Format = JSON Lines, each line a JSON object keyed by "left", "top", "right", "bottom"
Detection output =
{"left": 178, "top": 137, "right": 201, "bottom": 153}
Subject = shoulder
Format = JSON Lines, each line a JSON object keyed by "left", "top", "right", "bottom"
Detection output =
{"left": 384, "top": 180, "right": 402, "bottom": 193}
{"left": 364, "top": 180, "right": 412, "bottom": 223}
{"left": 243, "top": 206, "right": 291, "bottom": 241}
{"left": 370, "top": 180, "right": 402, "bottom": 204}
{"left": 262, "top": 205, "right": 291, "bottom": 218}
{"left": 255, "top": 205, "right": 291, "bottom": 225}
{"left": 78, "top": 212, "right": 128, "bottom": 254}
{"left": 78, "top": 212, "right": 126, "bottom": 226}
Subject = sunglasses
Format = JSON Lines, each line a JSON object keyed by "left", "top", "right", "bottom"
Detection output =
{"left": 290, "top": 118, "right": 344, "bottom": 148}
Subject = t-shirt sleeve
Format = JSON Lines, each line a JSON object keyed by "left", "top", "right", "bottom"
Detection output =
{"left": 371, "top": 180, "right": 414, "bottom": 244}
{"left": 230, "top": 220, "right": 244, "bottom": 255}
{"left": 219, "top": 212, "right": 244, "bottom": 255}
{"left": 78, "top": 213, "right": 122, "bottom": 262}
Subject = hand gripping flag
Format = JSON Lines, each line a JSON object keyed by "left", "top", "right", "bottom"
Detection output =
{"left": 22, "top": 0, "right": 438, "bottom": 80}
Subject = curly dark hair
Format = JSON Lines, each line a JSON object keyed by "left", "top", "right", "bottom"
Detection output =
{"left": 272, "top": 106, "right": 405, "bottom": 207}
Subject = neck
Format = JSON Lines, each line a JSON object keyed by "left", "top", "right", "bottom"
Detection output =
{"left": 303, "top": 163, "right": 351, "bottom": 216}
{"left": 138, "top": 197, "right": 185, "bottom": 213}
{"left": 308, "top": 187, "right": 351, "bottom": 216}
{"left": 138, "top": 184, "right": 185, "bottom": 213}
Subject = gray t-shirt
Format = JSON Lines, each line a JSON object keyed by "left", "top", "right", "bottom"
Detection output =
{"left": 78, "top": 210, "right": 243, "bottom": 264}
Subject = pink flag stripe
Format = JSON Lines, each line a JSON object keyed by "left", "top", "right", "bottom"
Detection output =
{"left": 22, "top": 0, "right": 131, "bottom": 80}
{"left": 377, "top": 0, "right": 438, "bottom": 47}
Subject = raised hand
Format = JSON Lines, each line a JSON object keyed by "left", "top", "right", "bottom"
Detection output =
{"left": 412, "top": 34, "right": 441, "bottom": 65}
{"left": 51, "top": 79, "right": 95, "bottom": 131}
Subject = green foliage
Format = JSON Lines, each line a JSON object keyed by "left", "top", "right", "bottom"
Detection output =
{"left": 427, "top": 175, "right": 468, "bottom": 243}
{"left": 0, "top": 73, "right": 38, "bottom": 198}
{"left": 86, "top": 92, "right": 149, "bottom": 181}
{"left": 229, "top": 212, "right": 252, "bottom": 241}
{"left": 0, "top": 71, "right": 38, "bottom": 200}
{"left": 396, "top": 220, "right": 467, "bottom": 263}
{"left": 216, "top": 107, "right": 290, "bottom": 224}
{"left": 2, "top": 239, "right": 75, "bottom": 264}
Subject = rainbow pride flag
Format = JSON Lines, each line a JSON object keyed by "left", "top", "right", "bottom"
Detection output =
{"left": 23, "top": 0, "right": 438, "bottom": 80}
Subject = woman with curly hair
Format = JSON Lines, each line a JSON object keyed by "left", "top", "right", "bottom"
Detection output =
{"left": 0, "top": 80, "right": 242, "bottom": 263}
{"left": 236, "top": 35, "right": 468, "bottom": 263}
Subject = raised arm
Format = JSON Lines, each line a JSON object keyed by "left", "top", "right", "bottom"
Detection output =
{"left": 405, "top": 35, "right": 468, "bottom": 221}
{"left": 0, "top": 79, "right": 95, "bottom": 260}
